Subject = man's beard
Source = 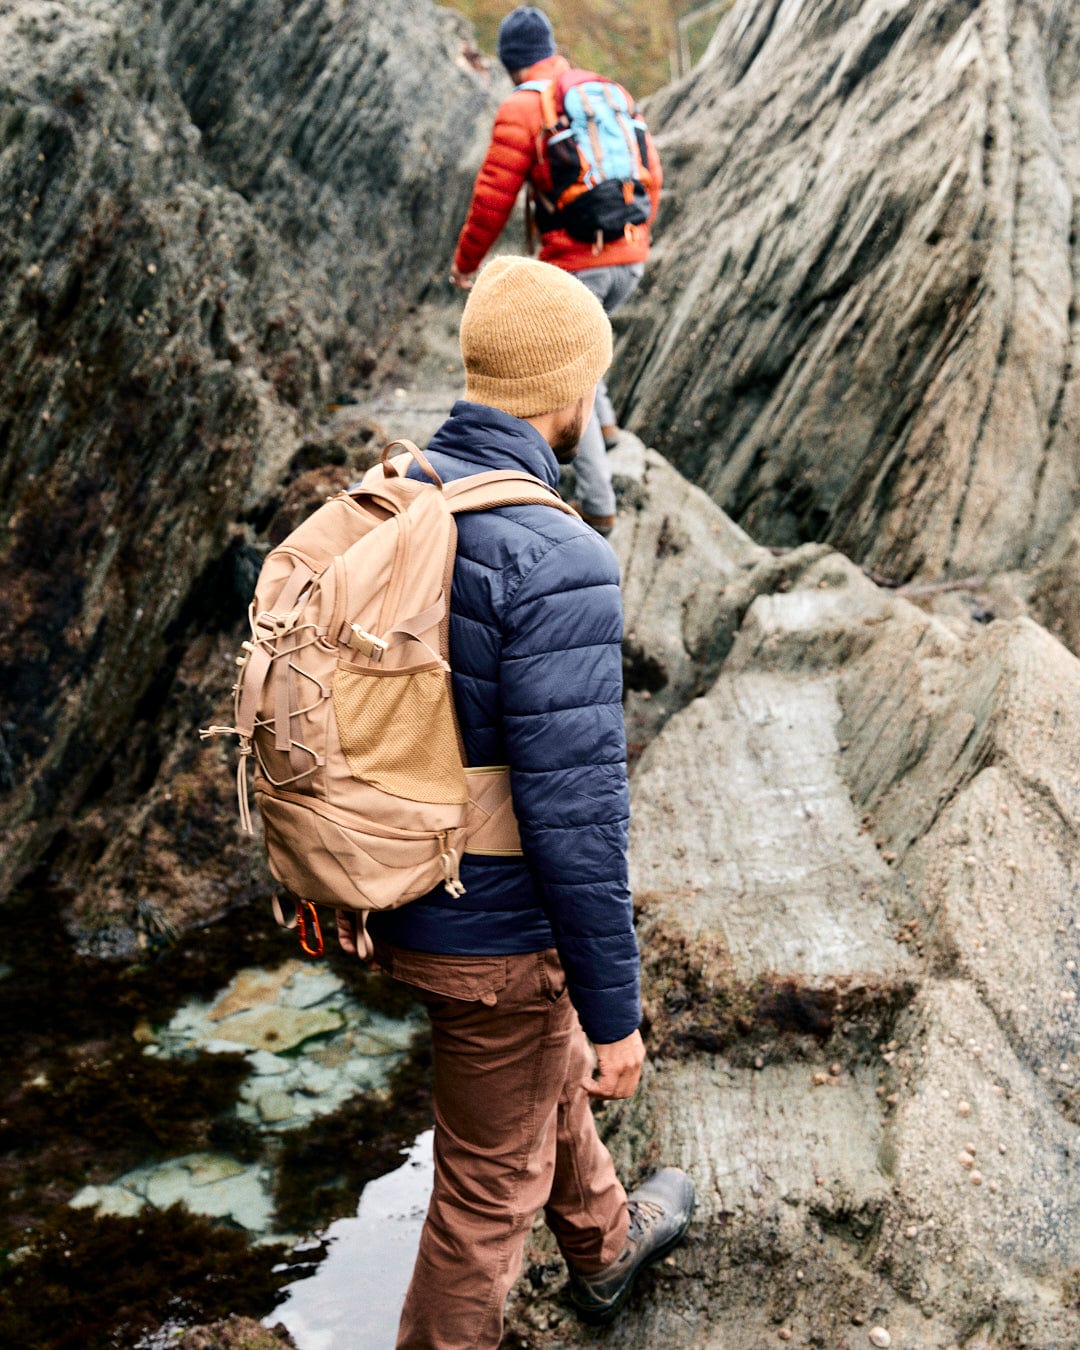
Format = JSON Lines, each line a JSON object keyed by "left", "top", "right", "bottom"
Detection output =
{"left": 550, "top": 407, "right": 588, "bottom": 464}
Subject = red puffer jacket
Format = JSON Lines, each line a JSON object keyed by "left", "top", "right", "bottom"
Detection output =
{"left": 454, "top": 54, "right": 663, "bottom": 277}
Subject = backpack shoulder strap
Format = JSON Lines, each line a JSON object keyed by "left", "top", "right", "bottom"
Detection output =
{"left": 444, "top": 470, "right": 580, "bottom": 519}
{"left": 517, "top": 78, "right": 559, "bottom": 132}
{"left": 365, "top": 459, "right": 579, "bottom": 517}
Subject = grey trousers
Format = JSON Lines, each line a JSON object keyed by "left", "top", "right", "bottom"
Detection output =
{"left": 572, "top": 263, "right": 645, "bottom": 519}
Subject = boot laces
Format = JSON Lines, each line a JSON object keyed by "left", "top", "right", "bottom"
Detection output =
{"left": 627, "top": 1197, "right": 666, "bottom": 1242}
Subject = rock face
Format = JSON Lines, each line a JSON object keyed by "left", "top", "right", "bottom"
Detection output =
{"left": 505, "top": 450, "right": 1080, "bottom": 1346}
{"left": 615, "top": 0, "right": 1080, "bottom": 598}
{"left": 0, "top": 0, "right": 496, "bottom": 905}
{"left": 7, "top": 2, "right": 1080, "bottom": 1342}
{"left": 252, "top": 287, "right": 1080, "bottom": 1341}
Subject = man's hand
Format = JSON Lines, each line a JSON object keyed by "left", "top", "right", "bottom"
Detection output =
{"left": 450, "top": 262, "right": 476, "bottom": 290}
{"left": 336, "top": 911, "right": 381, "bottom": 968}
{"left": 583, "top": 1029, "right": 646, "bottom": 1101}
{"left": 336, "top": 911, "right": 359, "bottom": 955}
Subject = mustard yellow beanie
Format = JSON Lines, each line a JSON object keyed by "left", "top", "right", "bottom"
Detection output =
{"left": 460, "top": 257, "right": 613, "bottom": 418}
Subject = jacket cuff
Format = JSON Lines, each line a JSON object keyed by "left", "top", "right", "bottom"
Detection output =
{"left": 570, "top": 974, "right": 642, "bottom": 1046}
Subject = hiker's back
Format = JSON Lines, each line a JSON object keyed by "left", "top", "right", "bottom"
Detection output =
{"left": 454, "top": 52, "right": 661, "bottom": 276}
{"left": 366, "top": 403, "right": 628, "bottom": 958}
{"left": 522, "top": 67, "right": 656, "bottom": 252}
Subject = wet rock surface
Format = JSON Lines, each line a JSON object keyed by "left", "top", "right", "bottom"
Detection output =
{"left": 615, "top": 0, "right": 1080, "bottom": 618}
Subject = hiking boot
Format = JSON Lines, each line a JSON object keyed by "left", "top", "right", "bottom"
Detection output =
{"left": 581, "top": 511, "right": 615, "bottom": 537}
{"left": 567, "top": 1168, "right": 695, "bottom": 1324}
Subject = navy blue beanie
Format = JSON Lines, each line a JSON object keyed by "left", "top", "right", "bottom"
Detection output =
{"left": 497, "top": 6, "right": 556, "bottom": 73}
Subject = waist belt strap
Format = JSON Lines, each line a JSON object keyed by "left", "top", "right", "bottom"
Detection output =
{"left": 464, "top": 767, "right": 523, "bottom": 856}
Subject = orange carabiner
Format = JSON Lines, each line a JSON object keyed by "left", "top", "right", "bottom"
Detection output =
{"left": 295, "top": 898, "right": 324, "bottom": 958}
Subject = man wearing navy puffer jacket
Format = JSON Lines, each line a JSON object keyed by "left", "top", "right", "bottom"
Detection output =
{"left": 339, "top": 257, "right": 693, "bottom": 1347}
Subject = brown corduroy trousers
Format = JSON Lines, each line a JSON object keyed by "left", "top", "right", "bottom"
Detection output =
{"left": 372, "top": 941, "right": 630, "bottom": 1350}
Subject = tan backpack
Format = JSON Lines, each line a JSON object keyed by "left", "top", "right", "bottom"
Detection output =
{"left": 203, "top": 440, "right": 578, "bottom": 957}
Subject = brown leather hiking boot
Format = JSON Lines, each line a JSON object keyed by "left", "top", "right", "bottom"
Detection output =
{"left": 567, "top": 1167, "right": 695, "bottom": 1324}
{"left": 581, "top": 511, "right": 615, "bottom": 536}
{"left": 569, "top": 500, "right": 616, "bottom": 537}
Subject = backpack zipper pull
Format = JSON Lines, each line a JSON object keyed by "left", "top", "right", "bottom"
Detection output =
{"left": 198, "top": 724, "right": 255, "bottom": 836}
{"left": 438, "top": 832, "right": 467, "bottom": 898}
{"left": 236, "top": 737, "right": 254, "bottom": 835}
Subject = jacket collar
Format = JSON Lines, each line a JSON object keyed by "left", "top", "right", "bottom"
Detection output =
{"left": 515, "top": 53, "right": 570, "bottom": 86}
{"left": 428, "top": 401, "right": 560, "bottom": 489}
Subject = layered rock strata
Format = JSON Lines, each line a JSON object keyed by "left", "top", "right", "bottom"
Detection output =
{"left": 0, "top": 0, "right": 496, "bottom": 904}
{"left": 505, "top": 445, "right": 1080, "bottom": 1348}
{"left": 615, "top": 0, "right": 1080, "bottom": 607}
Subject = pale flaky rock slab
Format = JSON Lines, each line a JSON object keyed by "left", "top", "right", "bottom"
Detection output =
{"left": 509, "top": 471, "right": 1080, "bottom": 1345}
{"left": 631, "top": 668, "right": 907, "bottom": 985}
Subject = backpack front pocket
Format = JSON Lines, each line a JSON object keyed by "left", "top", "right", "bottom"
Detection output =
{"left": 332, "top": 662, "right": 468, "bottom": 805}
{"left": 256, "top": 790, "right": 466, "bottom": 911}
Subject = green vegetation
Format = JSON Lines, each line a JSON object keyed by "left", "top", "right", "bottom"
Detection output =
{"left": 447, "top": 0, "right": 732, "bottom": 96}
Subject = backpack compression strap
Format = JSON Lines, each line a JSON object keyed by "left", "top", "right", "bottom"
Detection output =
{"left": 201, "top": 558, "right": 317, "bottom": 834}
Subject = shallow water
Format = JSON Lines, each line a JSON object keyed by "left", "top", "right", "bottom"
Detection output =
{"left": 69, "top": 958, "right": 421, "bottom": 1238}
{"left": 0, "top": 890, "right": 435, "bottom": 1346}
{"left": 270, "top": 1130, "right": 435, "bottom": 1349}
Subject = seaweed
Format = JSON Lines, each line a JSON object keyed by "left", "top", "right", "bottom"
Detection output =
{"left": 0, "top": 1205, "right": 290, "bottom": 1350}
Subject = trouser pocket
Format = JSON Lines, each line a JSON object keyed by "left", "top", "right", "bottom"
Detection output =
{"left": 539, "top": 948, "right": 567, "bottom": 1003}
{"left": 376, "top": 944, "right": 509, "bottom": 1008}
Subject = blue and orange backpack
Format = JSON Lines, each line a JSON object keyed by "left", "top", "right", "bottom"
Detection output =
{"left": 521, "top": 68, "right": 655, "bottom": 251}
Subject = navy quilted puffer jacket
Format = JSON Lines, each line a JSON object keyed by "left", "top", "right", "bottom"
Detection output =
{"left": 367, "top": 401, "right": 640, "bottom": 1044}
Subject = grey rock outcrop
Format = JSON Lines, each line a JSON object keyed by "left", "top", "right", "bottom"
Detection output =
{"left": 0, "top": 0, "right": 496, "bottom": 904}
{"left": 7, "top": 1, "right": 1080, "bottom": 1338}
{"left": 615, "top": 0, "right": 1080, "bottom": 603}
{"left": 505, "top": 451, "right": 1080, "bottom": 1347}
